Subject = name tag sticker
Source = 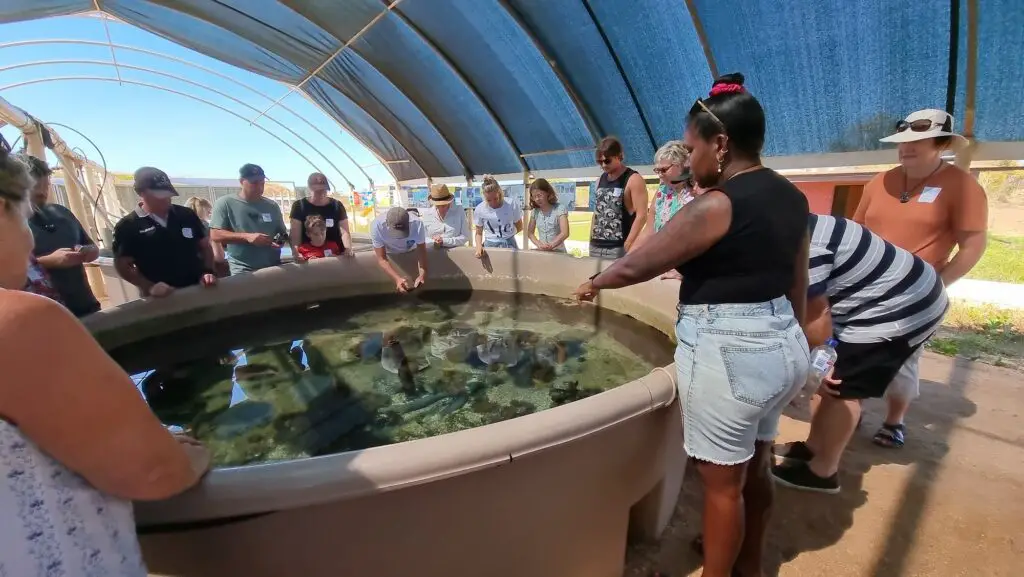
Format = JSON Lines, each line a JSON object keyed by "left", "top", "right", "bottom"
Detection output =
{"left": 326, "top": 218, "right": 335, "bottom": 227}
{"left": 261, "top": 213, "right": 272, "bottom": 222}
{"left": 918, "top": 187, "right": 942, "bottom": 204}
{"left": 182, "top": 227, "right": 194, "bottom": 239}
{"left": 324, "top": 249, "right": 333, "bottom": 257}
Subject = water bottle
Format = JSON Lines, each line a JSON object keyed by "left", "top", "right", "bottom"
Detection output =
{"left": 809, "top": 338, "right": 839, "bottom": 386}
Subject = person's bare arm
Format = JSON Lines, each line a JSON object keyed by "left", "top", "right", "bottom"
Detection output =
{"left": 373, "top": 246, "right": 404, "bottom": 282}
{"left": 623, "top": 174, "right": 649, "bottom": 252}
{"left": 788, "top": 230, "right": 810, "bottom": 329}
{"left": 210, "top": 228, "right": 252, "bottom": 245}
{"left": 0, "top": 293, "right": 206, "bottom": 500}
{"left": 631, "top": 195, "right": 658, "bottom": 251}
{"left": 114, "top": 255, "right": 155, "bottom": 293}
{"left": 36, "top": 248, "right": 85, "bottom": 269}
{"left": 474, "top": 225, "right": 485, "bottom": 257}
{"left": 526, "top": 213, "right": 542, "bottom": 248}
{"left": 415, "top": 243, "right": 428, "bottom": 286}
{"left": 851, "top": 189, "right": 870, "bottom": 224}
{"left": 940, "top": 231, "right": 987, "bottom": 286}
{"left": 803, "top": 294, "right": 833, "bottom": 349}
{"left": 289, "top": 218, "right": 303, "bottom": 249}
{"left": 515, "top": 219, "right": 524, "bottom": 233}
{"left": 592, "top": 192, "right": 731, "bottom": 289}
{"left": 340, "top": 219, "right": 353, "bottom": 253}
{"left": 552, "top": 213, "right": 570, "bottom": 247}
{"left": 198, "top": 237, "right": 215, "bottom": 271}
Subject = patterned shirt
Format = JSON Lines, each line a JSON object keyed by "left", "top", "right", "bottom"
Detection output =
{"left": 23, "top": 255, "right": 63, "bottom": 304}
{"left": 652, "top": 185, "right": 695, "bottom": 232}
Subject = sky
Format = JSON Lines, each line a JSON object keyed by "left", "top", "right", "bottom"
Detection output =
{"left": 0, "top": 13, "right": 393, "bottom": 191}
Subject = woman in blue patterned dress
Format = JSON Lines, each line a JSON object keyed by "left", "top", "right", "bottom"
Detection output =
{"left": 0, "top": 147, "right": 211, "bottom": 576}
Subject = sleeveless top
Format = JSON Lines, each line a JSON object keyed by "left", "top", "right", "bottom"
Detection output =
{"left": 677, "top": 168, "right": 809, "bottom": 305}
{"left": 589, "top": 167, "right": 638, "bottom": 248}
{"left": 652, "top": 184, "right": 695, "bottom": 232}
{"left": 0, "top": 420, "right": 147, "bottom": 576}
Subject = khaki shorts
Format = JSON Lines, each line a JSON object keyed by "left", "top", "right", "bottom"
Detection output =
{"left": 884, "top": 347, "right": 923, "bottom": 401}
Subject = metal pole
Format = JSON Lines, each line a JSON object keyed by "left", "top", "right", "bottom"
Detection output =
{"left": 522, "top": 169, "right": 531, "bottom": 251}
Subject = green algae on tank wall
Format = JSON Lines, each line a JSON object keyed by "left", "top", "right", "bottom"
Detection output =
{"left": 112, "top": 291, "right": 674, "bottom": 468}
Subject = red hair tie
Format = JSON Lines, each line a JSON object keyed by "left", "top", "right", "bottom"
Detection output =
{"left": 709, "top": 83, "right": 745, "bottom": 97}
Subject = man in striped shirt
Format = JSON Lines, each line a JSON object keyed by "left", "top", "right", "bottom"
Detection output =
{"left": 773, "top": 214, "right": 948, "bottom": 493}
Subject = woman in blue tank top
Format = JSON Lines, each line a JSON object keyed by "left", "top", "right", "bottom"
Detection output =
{"left": 574, "top": 74, "right": 811, "bottom": 577}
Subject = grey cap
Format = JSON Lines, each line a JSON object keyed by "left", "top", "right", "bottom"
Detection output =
{"left": 133, "top": 166, "right": 178, "bottom": 197}
{"left": 385, "top": 206, "right": 410, "bottom": 238}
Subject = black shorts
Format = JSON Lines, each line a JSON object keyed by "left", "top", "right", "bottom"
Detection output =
{"left": 830, "top": 338, "right": 921, "bottom": 400}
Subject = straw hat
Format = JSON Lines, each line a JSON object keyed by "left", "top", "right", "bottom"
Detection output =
{"left": 428, "top": 184, "right": 454, "bottom": 206}
{"left": 879, "top": 109, "right": 968, "bottom": 148}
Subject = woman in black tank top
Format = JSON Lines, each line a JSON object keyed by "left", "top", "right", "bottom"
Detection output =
{"left": 575, "top": 74, "right": 811, "bottom": 577}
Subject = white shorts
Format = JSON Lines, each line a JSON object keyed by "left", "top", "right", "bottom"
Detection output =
{"left": 884, "top": 347, "right": 923, "bottom": 401}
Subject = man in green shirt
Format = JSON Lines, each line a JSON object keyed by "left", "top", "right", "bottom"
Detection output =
{"left": 210, "top": 164, "right": 296, "bottom": 275}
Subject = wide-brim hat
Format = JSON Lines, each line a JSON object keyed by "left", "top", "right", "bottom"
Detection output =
{"left": 879, "top": 109, "right": 968, "bottom": 149}
{"left": 428, "top": 183, "right": 454, "bottom": 205}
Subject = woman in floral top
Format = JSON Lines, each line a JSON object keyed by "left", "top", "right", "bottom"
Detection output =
{"left": 633, "top": 140, "right": 701, "bottom": 278}
{"left": 24, "top": 253, "right": 63, "bottom": 303}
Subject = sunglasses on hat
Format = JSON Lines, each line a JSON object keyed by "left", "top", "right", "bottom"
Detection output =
{"left": 895, "top": 118, "right": 951, "bottom": 134}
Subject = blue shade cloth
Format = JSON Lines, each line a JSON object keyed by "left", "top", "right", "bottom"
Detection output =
{"left": 398, "top": 0, "right": 594, "bottom": 157}
{"left": 103, "top": 0, "right": 309, "bottom": 82}
{"left": 970, "top": 0, "right": 1024, "bottom": 142}
{"left": 585, "top": 0, "right": 713, "bottom": 148}
{"left": 316, "top": 55, "right": 465, "bottom": 178}
{"left": 0, "top": 0, "right": 88, "bottom": 24}
{"left": 353, "top": 11, "right": 523, "bottom": 175}
{"left": 2, "top": 0, "right": 1023, "bottom": 180}
{"left": 506, "top": 0, "right": 654, "bottom": 164}
{"left": 304, "top": 79, "right": 425, "bottom": 182}
{"left": 696, "top": 0, "right": 951, "bottom": 156}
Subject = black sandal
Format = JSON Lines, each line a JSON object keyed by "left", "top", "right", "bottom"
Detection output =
{"left": 873, "top": 423, "right": 906, "bottom": 448}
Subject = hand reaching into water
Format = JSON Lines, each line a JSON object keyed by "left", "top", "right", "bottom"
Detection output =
{"left": 573, "top": 279, "right": 598, "bottom": 302}
{"left": 395, "top": 277, "right": 411, "bottom": 293}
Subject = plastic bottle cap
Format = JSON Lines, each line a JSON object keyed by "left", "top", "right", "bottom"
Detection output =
{"left": 826, "top": 338, "right": 838, "bottom": 347}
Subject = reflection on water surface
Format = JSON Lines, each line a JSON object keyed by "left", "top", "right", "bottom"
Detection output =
{"left": 111, "top": 291, "right": 674, "bottom": 467}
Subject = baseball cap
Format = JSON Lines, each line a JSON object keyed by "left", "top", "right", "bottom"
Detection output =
{"left": 239, "top": 163, "right": 267, "bottom": 182}
{"left": 133, "top": 167, "right": 178, "bottom": 198}
{"left": 385, "top": 206, "right": 410, "bottom": 238}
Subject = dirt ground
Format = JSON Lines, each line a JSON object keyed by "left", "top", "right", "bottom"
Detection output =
{"left": 624, "top": 352, "right": 1024, "bottom": 577}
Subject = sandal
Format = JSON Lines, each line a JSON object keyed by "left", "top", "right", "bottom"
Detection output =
{"left": 873, "top": 423, "right": 906, "bottom": 448}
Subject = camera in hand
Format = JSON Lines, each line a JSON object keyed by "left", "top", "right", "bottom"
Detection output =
{"left": 272, "top": 231, "right": 289, "bottom": 245}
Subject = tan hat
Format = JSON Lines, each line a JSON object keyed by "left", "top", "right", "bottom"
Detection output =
{"left": 880, "top": 109, "right": 968, "bottom": 148}
{"left": 428, "top": 184, "right": 455, "bottom": 205}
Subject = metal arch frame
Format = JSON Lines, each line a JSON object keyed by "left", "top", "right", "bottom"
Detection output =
{"left": 494, "top": 0, "right": 603, "bottom": 146}
{"left": 388, "top": 2, "right": 528, "bottom": 176}
{"left": 578, "top": 0, "right": 657, "bottom": 152}
{"left": 274, "top": 0, "right": 470, "bottom": 179}
{"left": 683, "top": 0, "right": 719, "bottom": 79}
{"left": 92, "top": 1, "right": 123, "bottom": 84}
{"left": 0, "top": 58, "right": 359, "bottom": 191}
{"left": 0, "top": 76, "right": 334, "bottom": 186}
{"left": 252, "top": 0, "right": 405, "bottom": 123}
{"left": 0, "top": 39, "right": 376, "bottom": 188}
{"left": 297, "top": 88, "right": 424, "bottom": 184}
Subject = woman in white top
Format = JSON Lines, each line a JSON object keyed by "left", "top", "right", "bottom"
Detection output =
{"left": 0, "top": 145, "right": 211, "bottom": 576}
{"left": 526, "top": 178, "right": 570, "bottom": 252}
{"left": 473, "top": 175, "right": 523, "bottom": 257}
{"left": 420, "top": 184, "right": 467, "bottom": 248}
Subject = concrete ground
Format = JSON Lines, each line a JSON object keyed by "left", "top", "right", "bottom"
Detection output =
{"left": 626, "top": 352, "right": 1024, "bottom": 577}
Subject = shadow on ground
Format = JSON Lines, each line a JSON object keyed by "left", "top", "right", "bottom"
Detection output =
{"left": 624, "top": 358, "right": 978, "bottom": 577}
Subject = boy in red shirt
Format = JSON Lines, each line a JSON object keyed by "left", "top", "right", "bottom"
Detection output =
{"left": 297, "top": 215, "right": 342, "bottom": 260}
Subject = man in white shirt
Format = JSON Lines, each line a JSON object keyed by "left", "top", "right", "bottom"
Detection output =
{"left": 419, "top": 184, "right": 467, "bottom": 248}
{"left": 370, "top": 206, "right": 428, "bottom": 293}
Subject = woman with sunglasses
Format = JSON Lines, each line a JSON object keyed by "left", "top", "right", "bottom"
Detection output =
{"left": 853, "top": 109, "right": 988, "bottom": 449}
{"left": 633, "top": 140, "right": 704, "bottom": 278}
{"left": 575, "top": 73, "right": 810, "bottom": 577}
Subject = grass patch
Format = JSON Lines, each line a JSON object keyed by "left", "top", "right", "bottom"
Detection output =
{"left": 965, "top": 234, "right": 1024, "bottom": 284}
{"left": 927, "top": 302, "right": 1024, "bottom": 368}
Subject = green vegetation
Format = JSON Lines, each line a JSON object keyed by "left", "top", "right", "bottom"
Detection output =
{"left": 965, "top": 234, "right": 1024, "bottom": 284}
{"left": 927, "top": 302, "right": 1024, "bottom": 369}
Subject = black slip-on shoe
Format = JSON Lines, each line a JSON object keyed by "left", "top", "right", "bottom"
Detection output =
{"left": 772, "top": 461, "right": 840, "bottom": 494}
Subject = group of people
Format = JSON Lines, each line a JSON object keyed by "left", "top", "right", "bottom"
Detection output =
{"left": 0, "top": 66, "right": 990, "bottom": 575}
{"left": 573, "top": 75, "right": 986, "bottom": 577}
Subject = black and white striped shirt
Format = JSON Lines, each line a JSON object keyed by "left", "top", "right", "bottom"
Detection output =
{"left": 809, "top": 215, "right": 948, "bottom": 346}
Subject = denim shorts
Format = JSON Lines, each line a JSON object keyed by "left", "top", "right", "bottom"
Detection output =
{"left": 588, "top": 244, "right": 625, "bottom": 259}
{"left": 483, "top": 237, "right": 518, "bottom": 249}
{"left": 675, "top": 296, "right": 810, "bottom": 465}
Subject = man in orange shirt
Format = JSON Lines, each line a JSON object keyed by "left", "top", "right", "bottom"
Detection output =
{"left": 853, "top": 109, "right": 988, "bottom": 448}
